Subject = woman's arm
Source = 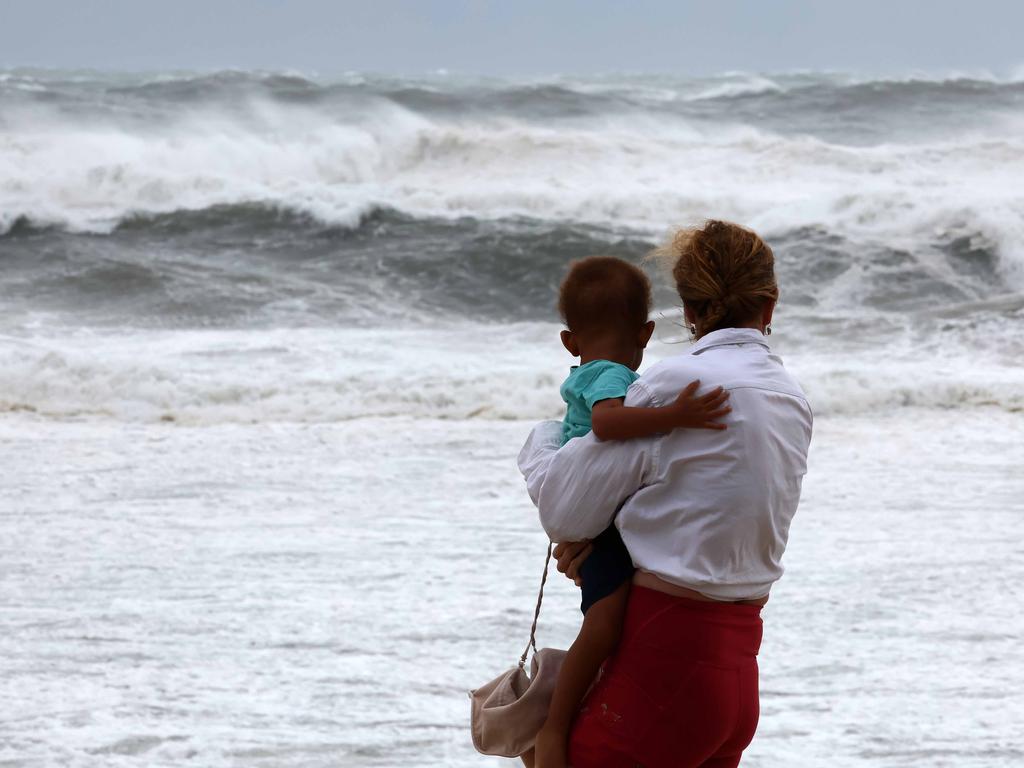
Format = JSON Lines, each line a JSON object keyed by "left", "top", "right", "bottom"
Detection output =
{"left": 517, "top": 420, "right": 653, "bottom": 543}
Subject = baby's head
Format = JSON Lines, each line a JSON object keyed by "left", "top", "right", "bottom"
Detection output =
{"left": 557, "top": 256, "right": 655, "bottom": 371}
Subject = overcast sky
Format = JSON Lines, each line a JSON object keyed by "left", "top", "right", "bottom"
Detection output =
{"left": 2, "top": 0, "right": 1022, "bottom": 77}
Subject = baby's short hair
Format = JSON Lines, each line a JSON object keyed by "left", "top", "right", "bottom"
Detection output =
{"left": 558, "top": 256, "right": 652, "bottom": 334}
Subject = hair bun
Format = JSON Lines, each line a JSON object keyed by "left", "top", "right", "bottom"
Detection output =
{"left": 655, "top": 220, "right": 778, "bottom": 335}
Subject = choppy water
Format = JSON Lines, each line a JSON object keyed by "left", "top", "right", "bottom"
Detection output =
{"left": 2, "top": 414, "right": 1023, "bottom": 767}
{"left": 1, "top": 68, "right": 1023, "bottom": 766}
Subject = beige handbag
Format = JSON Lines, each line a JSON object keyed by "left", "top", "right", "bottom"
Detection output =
{"left": 469, "top": 543, "right": 567, "bottom": 757}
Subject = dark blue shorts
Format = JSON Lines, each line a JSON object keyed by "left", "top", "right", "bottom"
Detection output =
{"left": 578, "top": 524, "right": 634, "bottom": 614}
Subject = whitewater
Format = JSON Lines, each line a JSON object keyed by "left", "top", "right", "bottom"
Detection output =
{"left": 1, "top": 69, "right": 1022, "bottom": 767}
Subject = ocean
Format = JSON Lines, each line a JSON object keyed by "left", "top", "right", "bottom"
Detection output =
{"left": 1, "top": 68, "right": 1022, "bottom": 766}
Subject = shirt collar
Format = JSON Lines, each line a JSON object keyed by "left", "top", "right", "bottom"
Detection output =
{"left": 690, "top": 327, "right": 770, "bottom": 355}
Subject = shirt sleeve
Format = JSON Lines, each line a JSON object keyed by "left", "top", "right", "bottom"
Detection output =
{"left": 517, "top": 380, "right": 655, "bottom": 542}
{"left": 582, "top": 364, "right": 637, "bottom": 409}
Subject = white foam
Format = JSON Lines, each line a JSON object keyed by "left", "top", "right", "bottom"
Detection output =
{"left": 1, "top": 406, "right": 1022, "bottom": 766}
{"left": 685, "top": 75, "right": 783, "bottom": 100}
{"left": 1, "top": 318, "right": 1019, "bottom": 426}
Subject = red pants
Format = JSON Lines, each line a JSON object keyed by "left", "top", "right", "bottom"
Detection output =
{"left": 569, "top": 587, "right": 763, "bottom": 768}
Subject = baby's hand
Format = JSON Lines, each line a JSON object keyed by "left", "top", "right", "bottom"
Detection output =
{"left": 669, "top": 380, "right": 731, "bottom": 430}
{"left": 553, "top": 540, "right": 592, "bottom": 586}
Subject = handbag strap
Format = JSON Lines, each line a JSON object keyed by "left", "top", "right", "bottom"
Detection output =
{"left": 519, "top": 540, "right": 554, "bottom": 668}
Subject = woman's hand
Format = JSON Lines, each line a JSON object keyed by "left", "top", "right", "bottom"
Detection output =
{"left": 669, "top": 380, "right": 731, "bottom": 430}
{"left": 553, "top": 540, "right": 592, "bottom": 586}
{"left": 532, "top": 725, "right": 569, "bottom": 768}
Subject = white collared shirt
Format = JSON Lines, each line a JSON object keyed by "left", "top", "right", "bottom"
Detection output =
{"left": 518, "top": 327, "right": 813, "bottom": 600}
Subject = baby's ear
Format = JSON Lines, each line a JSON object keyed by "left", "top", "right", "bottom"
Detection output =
{"left": 638, "top": 320, "right": 656, "bottom": 348}
{"left": 560, "top": 329, "right": 579, "bottom": 357}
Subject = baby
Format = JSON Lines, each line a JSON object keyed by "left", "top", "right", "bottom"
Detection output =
{"left": 530, "top": 256, "right": 730, "bottom": 768}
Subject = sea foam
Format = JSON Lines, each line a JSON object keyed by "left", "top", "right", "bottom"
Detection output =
{"left": 1, "top": 322, "right": 1019, "bottom": 425}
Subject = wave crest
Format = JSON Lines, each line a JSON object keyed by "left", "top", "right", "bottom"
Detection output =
{"left": 2, "top": 67, "right": 1024, "bottom": 249}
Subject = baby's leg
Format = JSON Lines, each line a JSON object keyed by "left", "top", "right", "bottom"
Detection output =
{"left": 533, "top": 584, "right": 630, "bottom": 768}
{"left": 575, "top": 583, "right": 630, "bottom": 661}
{"left": 534, "top": 526, "right": 633, "bottom": 766}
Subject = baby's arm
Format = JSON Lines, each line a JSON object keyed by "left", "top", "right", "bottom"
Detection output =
{"left": 590, "top": 379, "right": 730, "bottom": 441}
{"left": 531, "top": 583, "right": 630, "bottom": 768}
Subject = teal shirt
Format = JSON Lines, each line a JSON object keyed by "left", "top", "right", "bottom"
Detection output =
{"left": 560, "top": 360, "right": 640, "bottom": 445}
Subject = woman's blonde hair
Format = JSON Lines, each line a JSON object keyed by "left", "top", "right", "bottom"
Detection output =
{"left": 654, "top": 220, "right": 778, "bottom": 334}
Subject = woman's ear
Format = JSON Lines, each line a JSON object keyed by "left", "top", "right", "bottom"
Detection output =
{"left": 638, "top": 320, "right": 656, "bottom": 348}
{"left": 683, "top": 305, "right": 700, "bottom": 337}
{"left": 560, "top": 329, "right": 579, "bottom": 357}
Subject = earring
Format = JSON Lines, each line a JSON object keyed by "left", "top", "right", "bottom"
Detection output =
{"left": 764, "top": 323, "right": 772, "bottom": 336}
{"left": 688, "top": 323, "right": 697, "bottom": 339}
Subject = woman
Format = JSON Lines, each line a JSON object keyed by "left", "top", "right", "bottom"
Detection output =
{"left": 518, "top": 220, "right": 813, "bottom": 767}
